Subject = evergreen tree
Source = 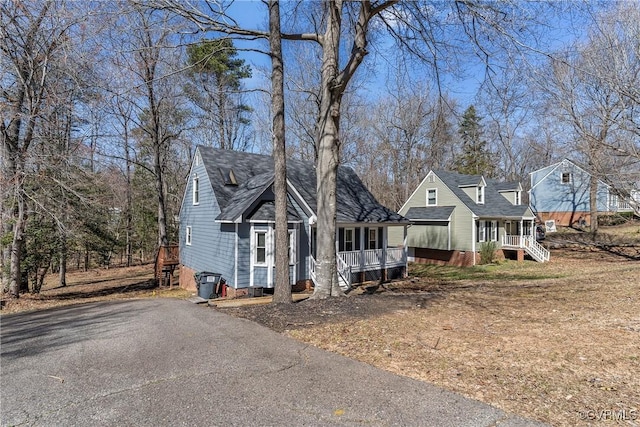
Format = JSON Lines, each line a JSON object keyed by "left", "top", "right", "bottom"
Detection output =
{"left": 455, "top": 105, "right": 496, "bottom": 177}
{"left": 185, "top": 38, "right": 253, "bottom": 150}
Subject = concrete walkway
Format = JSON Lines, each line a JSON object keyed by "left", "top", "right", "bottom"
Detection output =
{"left": 1, "top": 299, "right": 547, "bottom": 426}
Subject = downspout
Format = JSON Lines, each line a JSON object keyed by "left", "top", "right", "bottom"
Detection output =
{"left": 360, "top": 226, "right": 365, "bottom": 272}
{"left": 403, "top": 225, "right": 408, "bottom": 267}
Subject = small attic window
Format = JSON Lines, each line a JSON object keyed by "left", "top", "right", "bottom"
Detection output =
{"left": 194, "top": 152, "right": 201, "bottom": 166}
{"left": 220, "top": 168, "right": 238, "bottom": 186}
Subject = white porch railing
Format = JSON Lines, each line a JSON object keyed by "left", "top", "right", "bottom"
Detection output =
{"left": 385, "top": 247, "right": 405, "bottom": 265}
{"left": 309, "top": 255, "right": 317, "bottom": 283}
{"left": 309, "top": 247, "right": 407, "bottom": 289}
{"left": 502, "top": 235, "right": 550, "bottom": 262}
{"left": 309, "top": 254, "right": 352, "bottom": 291}
{"left": 337, "top": 248, "right": 406, "bottom": 272}
{"left": 336, "top": 254, "right": 352, "bottom": 291}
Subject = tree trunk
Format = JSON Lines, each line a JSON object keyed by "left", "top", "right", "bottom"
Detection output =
{"left": 59, "top": 232, "right": 67, "bottom": 287}
{"left": 312, "top": 1, "right": 344, "bottom": 298}
{"left": 589, "top": 172, "right": 598, "bottom": 232}
{"left": 125, "top": 127, "right": 133, "bottom": 267}
{"left": 269, "top": 0, "right": 292, "bottom": 304}
{"left": 154, "top": 143, "right": 169, "bottom": 248}
{"left": 9, "top": 179, "right": 26, "bottom": 299}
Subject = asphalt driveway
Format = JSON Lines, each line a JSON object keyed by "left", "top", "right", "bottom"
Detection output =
{"left": 1, "top": 299, "right": 546, "bottom": 426}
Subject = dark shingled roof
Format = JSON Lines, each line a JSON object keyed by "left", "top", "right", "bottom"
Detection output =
{"left": 405, "top": 206, "right": 455, "bottom": 221}
{"left": 245, "top": 200, "right": 301, "bottom": 222}
{"left": 198, "top": 146, "right": 408, "bottom": 224}
{"left": 434, "top": 170, "right": 532, "bottom": 218}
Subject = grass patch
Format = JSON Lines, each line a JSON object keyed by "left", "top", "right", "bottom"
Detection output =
{"left": 409, "top": 261, "right": 564, "bottom": 282}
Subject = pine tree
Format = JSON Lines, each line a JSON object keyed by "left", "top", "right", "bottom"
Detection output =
{"left": 455, "top": 105, "right": 496, "bottom": 177}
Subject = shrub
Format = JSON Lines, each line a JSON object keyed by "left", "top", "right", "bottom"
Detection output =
{"left": 479, "top": 241, "right": 498, "bottom": 265}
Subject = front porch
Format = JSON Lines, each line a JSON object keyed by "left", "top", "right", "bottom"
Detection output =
{"left": 310, "top": 247, "right": 407, "bottom": 290}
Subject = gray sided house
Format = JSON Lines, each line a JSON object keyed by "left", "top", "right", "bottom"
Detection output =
{"left": 529, "top": 159, "right": 636, "bottom": 227}
{"left": 389, "top": 170, "right": 549, "bottom": 266}
{"left": 179, "top": 147, "right": 409, "bottom": 296}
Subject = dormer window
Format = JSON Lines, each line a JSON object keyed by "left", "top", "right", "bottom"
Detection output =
{"left": 192, "top": 174, "right": 199, "bottom": 205}
{"left": 477, "top": 186, "right": 485, "bottom": 204}
{"left": 220, "top": 168, "right": 237, "bottom": 186}
{"left": 515, "top": 191, "right": 521, "bottom": 205}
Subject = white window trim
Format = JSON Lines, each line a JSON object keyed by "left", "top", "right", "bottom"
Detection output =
{"left": 253, "top": 230, "right": 269, "bottom": 266}
{"left": 185, "top": 226, "right": 192, "bottom": 246}
{"left": 343, "top": 227, "right": 355, "bottom": 252}
{"left": 192, "top": 174, "right": 200, "bottom": 205}
{"left": 491, "top": 220, "right": 498, "bottom": 242}
{"left": 478, "top": 221, "right": 486, "bottom": 243}
{"left": 426, "top": 188, "right": 437, "bottom": 206}
{"left": 288, "top": 229, "right": 296, "bottom": 266}
{"left": 561, "top": 172, "right": 572, "bottom": 184}
{"left": 477, "top": 186, "right": 485, "bottom": 205}
{"left": 368, "top": 227, "right": 378, "bottom": 250}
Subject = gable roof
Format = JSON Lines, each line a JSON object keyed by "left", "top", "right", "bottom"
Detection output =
{"left": 197, "top": 146, "right": 407, "bottom": 224}
{"left": 434, "top": 170, "right": 532, "bottom": 218}
{"left": 529, "top": 158, "right": 610, "bottom": 191}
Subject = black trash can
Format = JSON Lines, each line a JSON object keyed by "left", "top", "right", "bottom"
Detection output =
{"left": 196, "top": 272, "right": 223, "bottom": 299}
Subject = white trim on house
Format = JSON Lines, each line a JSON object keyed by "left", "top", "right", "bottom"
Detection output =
{"left": 234, "top": 223, "right": 238, "bottom": 288}
{"left": 398, "top": 170, "right": 437, "bottom": 213}
{"left": 192, "top": 174, "right": 200, "bottom": 205}
{"left": 477, "top": 185, "right": 485, "bottom": 204}
{"left": 267, "top": 224, "right": 273, "bottom": 287}
{"left": 426, "top": 188, "right": 437, "bottom": 206}
{"left": 286, "top": 179, "right": 315, "bottom": 217}
{"left": 185, "top": 226, "right": 192, "bottom": 246}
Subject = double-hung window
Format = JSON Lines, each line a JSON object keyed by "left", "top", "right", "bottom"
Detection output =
{"left": 344, "top": 228, "right": 354, "bottom": 252}
{"left": 192, "top": 174, "right": 200, "bottom": 205}
{"left": 255, "top": 231, "right": 267, "bottom": 265}
{"left": 477, "top": 186, "right": 485, "bottom": 204}
{"left": 185, "top": 226, "right": 192, "bottom": 246}
{"left": 477, "top": 221, "right": 486, "bottom": 243}
{"left": 426, "top": 189, "right": 437, "bottom": 206}
{"left": 367, "top": 228, "right": 378, "bottom": 250}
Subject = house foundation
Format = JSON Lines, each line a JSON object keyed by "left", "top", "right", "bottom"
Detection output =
{"left": 413, "top": 248, "right": 480, "bottom": 267}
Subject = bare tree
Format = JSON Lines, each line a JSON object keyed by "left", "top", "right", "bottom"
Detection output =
{"left": 114, "top": 2, "right": 188, "bottom": 248}
{"left": 540, "top": 2, "right": 640, "bottom": 227}
{"left": 1, "top": 1, "right": 85, "bottom": 297}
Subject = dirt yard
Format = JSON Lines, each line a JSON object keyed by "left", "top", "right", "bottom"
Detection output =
{"left": 2, "top": 224, "right": 639, "bottom": 426}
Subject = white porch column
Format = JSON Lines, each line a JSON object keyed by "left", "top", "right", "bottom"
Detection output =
{"left": 360, "top": 227, "right": 365, "bottom": 270}
{"left": 403, "top": 225, "right": 408, "bottom": 264}
{"left": 381, "top": 226, "right": 387, "bottom": 270}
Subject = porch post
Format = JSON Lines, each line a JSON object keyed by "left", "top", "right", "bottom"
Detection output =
{"left": 360, "top": 227, "right": 365, "bottom": 271}
{"left": 403, "top": 225, "right": 408, "bottom": 276}
{"left": 381, "top": 226, "right": 387, "bottom": 269}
